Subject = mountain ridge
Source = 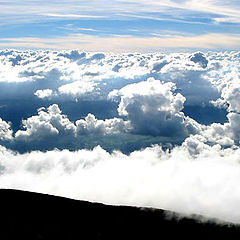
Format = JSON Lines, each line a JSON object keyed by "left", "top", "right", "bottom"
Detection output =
{"left": 0, "top": 189, "right": 239, "bottom": 239}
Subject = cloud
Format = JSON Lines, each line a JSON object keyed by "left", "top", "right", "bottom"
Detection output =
{"left": 57, "top": 50, "right": 86, "bottom": 61}
{"left": 15, "top": 104, "right": 75, "bottom": 141}
{"left": 43, "top": 13, "right": 106, "bottom": 19}
{"left": 187, "top": 0, "right": 240, "bottom": 23}
{"left": 7, "top": 79, "right": 203, "bottom": 149}
{"left": 2, "top": 139, "right": 240, "bottom": 223}
{"left": 155, "top": 52, "right": 219, "bottom": 105}
{"left": 214, "top": 81, "right": 240, "bottom": 113}
{"left": 1, "top": 33, "right": 240, "bottom": 52}
{"left": 0, "top": 49, "right": 236, "bottom": 141}
{"left": 58, "top": 81, "right": 98, "bottom": 97}
{"left": 13, "top": 104, "right": 130, "bottom": 145}
{"left": 197, "top": 112, "right": 240, "bottom": 147}
{"left": 76, "top": 113, "right": 131, "bottom": 135}
{"left": 34, "top": 89, "right": 53, "bottom": 99}
{"left": 109, "top": 77, "right": 201, "bottom": 137}
{"left": 0, "top": 48, "right": 236, "bottom": 143}
{"left": 128, "top": 0, "right": 240, "bottom": 24}
{"left": 1, "top": 49, "right": 240, "bottom": 225}
{"left": 0, "top": 0, "right": 239, "bottom": 26}
{"left": 0, "top": 49, "right": 238, "bottom": 137}
{"left": 0, "top": 118, "right": 13, "bottom": 141}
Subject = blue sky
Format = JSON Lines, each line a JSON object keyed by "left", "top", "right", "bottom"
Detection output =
{"left": 0, "top": 0, "right": 240, "bottom": 52}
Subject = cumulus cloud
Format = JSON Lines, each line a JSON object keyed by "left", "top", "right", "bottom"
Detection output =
{"left": 13, "top": 104, "right": 131, "bottom": 144}
{"left": 154, "top": 52, "right": 220, "bottom": 105}
{"left": 0, "top": 118, "right": 13, "bottom": 141}
{"left": 0, "top": 49, "right": 235, "bottom": 108}
{"left": 109, "top": 77, "right": 201, "bottom": 137}
{"left": 76, "top": 113, "right": 131, "bottom": 135}
{"left": 197, "top": 112, "right": 240, "bottom": 147}
{"left": 213, "top": 81, "right": 240, "bottom": 113}
{"left": 15, "top": 104, "right": 75, "bottom": 141}
{"left": 34, "top": 89, "right": 53, "bottom": 99}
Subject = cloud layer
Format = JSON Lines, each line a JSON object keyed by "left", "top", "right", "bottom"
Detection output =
{"left": 1, "top": 139, "right": 240, "bottom": 224}
{"left": 1, "top": 50, "right": 240, "bottom": 224}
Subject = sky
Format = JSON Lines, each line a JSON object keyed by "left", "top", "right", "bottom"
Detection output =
{"left": 0, "top": 0, "right": 240, "bottom": 51}
{"left": 1, "top": 0, "right": 240, "bottom": 226}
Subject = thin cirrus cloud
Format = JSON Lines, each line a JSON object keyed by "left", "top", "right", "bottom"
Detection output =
{"left": 0, "top": 0, "right": 239, "bottom": 25}
{"left": 43, "top": 13, "right": 106, "bottom": 19}
{"left": 123, "top": 0, "right": 240, "bottom": 23}
{"left": 0, "top": 33, "right": 240, "bottom": 52}
{"left": 0, "top": 0, "right": 239, "bottom": 51}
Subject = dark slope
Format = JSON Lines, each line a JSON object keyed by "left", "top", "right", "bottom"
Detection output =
{"left": 0, "top": 189, "right": 239, "bottom": 240}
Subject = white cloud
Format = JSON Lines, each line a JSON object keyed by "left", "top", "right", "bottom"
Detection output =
{"left": 109, "top": 77, "right": 201, "bottom": 137}
{"left": 58, "top": 81, "right": 98, "bottom": 97}
{"left": 14, "top": 104, "right": 130, "bottom": 142}
{"left": 200, "top": 112, "right": 240, "bottom": 146}
{"left": 34, "top": 89, "right": 53, "bottom": 99}
{"left": 1, "top": 33, "right": 240, "bottom": 51}
{"left": 187, "top": 0, "right": 240, "bottom": 23}
{"left": 15, "top": 104, "right": 75, "bottom": 141}
{"left": 76, "top": 113, "right": 131, "bottom": 135}
{"left": 0, "top": 118, "right": 13, "bottom": 141}
{"left": 216, "top": 81, "right": 240, "bottom": 113}
{"left": 122, "top": 0, "right": 240, "bottom": 24}
{"left": 1, "top": 141, "right": 240, "bottom": 223}
{"left": 43, "top": 13, "right": 106, "bottom": 19}
{"left": 0, "top": 49, "right": 236, "bottom": 107}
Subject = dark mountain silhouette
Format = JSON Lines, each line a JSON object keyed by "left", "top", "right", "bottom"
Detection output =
{"left": 0, "top": 189, "right": 239, "bottom": 239}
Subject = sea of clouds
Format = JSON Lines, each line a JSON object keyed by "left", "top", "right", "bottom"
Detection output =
{"left": 0, "top": 49, "right": 240, "bottom": 223}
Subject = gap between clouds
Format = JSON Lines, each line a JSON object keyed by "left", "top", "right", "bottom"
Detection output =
{"left": 0, "top": 78, "right": 201, "bottom": 145}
